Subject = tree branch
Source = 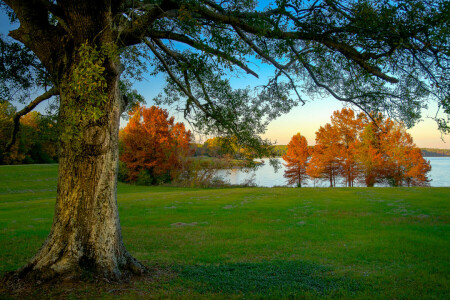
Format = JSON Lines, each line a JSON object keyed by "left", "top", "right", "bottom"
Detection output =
{"left": 196, "top": 3, "right": 399, "bottom": 83}
{"left": 320, "top": 40, "right": 399, "bottom": 83}
{"left": 290, "top": 45, "right": 381, "bottom": 121}
{"left": 143, "top": 38, "right": 211, "bottom": 118}
{"left": 138, "top": 30, "right": 259, "bottom": 78}
{"left": 4, "top": 0, "right": 64, "bottom": 74}
{"left": 119, "top": 1, "right": 180, "bottom": 46}
{"left": 233, "top": 26, "right": 304, "bottom": 104}
{"left": 151, "top": 39, "right": 221, "bottom": 119}
{"left": 5, "top": 87, "right": 58, "bottom": 152}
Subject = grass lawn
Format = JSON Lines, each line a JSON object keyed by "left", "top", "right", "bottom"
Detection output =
{"left": 0, "top": 164, "right": 449, "bottom": 299}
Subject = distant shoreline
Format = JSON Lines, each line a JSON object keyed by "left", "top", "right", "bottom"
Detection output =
{"left": 272, "top": 145, "right": 450, "bottom": 157}
{"left": 421, "top": 148, "right": 450, "bottom": 157}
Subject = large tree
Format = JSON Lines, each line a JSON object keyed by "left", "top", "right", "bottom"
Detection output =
{"left": 120, "top": 105, "right": 192, "bottom": 184}
{"left": 1, "top": 0, "right": 448, "bottom": 281}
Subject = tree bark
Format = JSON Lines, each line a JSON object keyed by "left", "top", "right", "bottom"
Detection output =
{"left": 3, "top": 1, "right": 147, "bottom": 282}
{"left": 13, "top": 48, "right": 145, "bottom": 282}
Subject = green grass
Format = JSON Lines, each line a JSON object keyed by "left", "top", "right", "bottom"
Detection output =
{"left": 0, "top": 164, "right": 449, "bottom": 299}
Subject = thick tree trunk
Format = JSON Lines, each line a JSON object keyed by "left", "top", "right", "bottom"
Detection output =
{"left": 3, "top": 1, "right": 146, "bottom": 284}
{"left": 14, "top": 56, "right": 145, "bottom": 282}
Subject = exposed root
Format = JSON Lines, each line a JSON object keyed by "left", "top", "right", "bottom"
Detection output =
{"left": 2, "top": 252, "right": 148, "bottom": 292}
{"left": 124, "top": 252, "right": 148, "bottom": 276}
{"left": 1, "top": 263, "right": 175, "bottom": 299}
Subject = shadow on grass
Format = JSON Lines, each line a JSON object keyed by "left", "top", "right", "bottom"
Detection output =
{"left": 175, "top": 260, "right": 367, "bottom": 297}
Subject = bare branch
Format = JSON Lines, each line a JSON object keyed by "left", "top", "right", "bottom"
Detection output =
{"left": 5, "top": 87, "right": 58, "bottom": 152}
{"left": 290, "top": 45, "right": 380, "bottom": 120}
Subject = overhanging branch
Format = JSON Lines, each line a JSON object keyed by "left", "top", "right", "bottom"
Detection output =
{"left": 143, "top": 38, "right": 211, "bottom": 118}
{"left": 147, "top": 31, "right": 259, "bottom": 78}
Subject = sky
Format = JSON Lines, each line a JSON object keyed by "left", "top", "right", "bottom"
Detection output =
{"left": 1, "top": 5, "right": 449, "bottom": 149}
{"left": 132, "top": 65, "right": 449, "bottom": 148}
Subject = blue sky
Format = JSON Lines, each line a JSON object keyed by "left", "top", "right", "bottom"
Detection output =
{"left": 1, "top": 5, "right": 448, "bottom": 148}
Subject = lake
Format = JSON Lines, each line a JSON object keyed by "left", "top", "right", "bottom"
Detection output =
{"left": 218, "top": 157, "right": 450, "bottom": 187}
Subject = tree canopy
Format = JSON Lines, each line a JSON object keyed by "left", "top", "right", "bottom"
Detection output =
{"left": 1, "top": 0, "right": 449, "bottom": 149}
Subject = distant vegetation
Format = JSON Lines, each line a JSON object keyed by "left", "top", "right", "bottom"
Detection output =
{"left": 275, "top": 146, "right": 450, "bottom": 157}
{"left": 421, "top": 148, "right": 450, "bottom": 157}
{"left": 2, "top": 103, "right": 447, "bottom": 190}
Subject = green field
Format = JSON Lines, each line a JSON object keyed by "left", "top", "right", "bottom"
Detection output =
{"left": 0, "top": 164, "right": 449, "bottom": 299}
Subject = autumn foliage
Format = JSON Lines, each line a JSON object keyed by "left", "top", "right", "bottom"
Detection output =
{"left": 286, "top": 108, "right": 431, "bottom": 187}
{"left": 119, "top": 105, "right": 192, "bottom": 184}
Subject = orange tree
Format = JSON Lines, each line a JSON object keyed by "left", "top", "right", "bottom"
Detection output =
{"left": 330, "top": 108, "right": 363, "bottom": 187}
{"left": 308, "top": 108, "right": 431, "bottom": 187}
{"left": 404, "top": 148, "right": 432, "bottom": 186}
{"left": 354, "top": 112, "right": 431, "bottom": 187}
{"left": 307, "top": 108, "right": 362, "bottom": 187}
{"left": 120, "top": 105, "right": 192, "bottom": 185}
{"left": 307, "top": 124, "right": 341, "bottom": 187}
{"left": 353, "top": 116, "right": 385, "bottom": 187}
{"left": 379, "top": 118, "right": 431, "bottom": 186}
{"left": 283, "top": 133, "right": 310, "bottom": 187}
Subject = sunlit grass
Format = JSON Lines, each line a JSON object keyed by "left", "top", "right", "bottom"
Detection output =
{"left": 0, "top": 164, "right": 449, "bottom": 299}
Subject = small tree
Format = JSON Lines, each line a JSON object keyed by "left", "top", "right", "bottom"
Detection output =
{"left": 307, "top": 124, "right": 341, "bottom": 187}
{"left": 0, "top": 101, "right": 16, "bottom": 163}
{"left": 283, "top": 133, "right": 310, "bottom": 187}
{"left": 404, "top": 148, "right": 432, "bottom": 187}
{"left": 120, "top": 105, "right": 192, "bottom": 184}
{"left": 1, "top": 106, "right": 58, "bottom": 164}
{"left": 379, "top": 119, "right": 431, "bottom": 186}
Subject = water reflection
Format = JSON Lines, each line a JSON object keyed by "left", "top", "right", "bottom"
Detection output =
{"left": 217, "top": 157, "right": 450, "bottom": 187}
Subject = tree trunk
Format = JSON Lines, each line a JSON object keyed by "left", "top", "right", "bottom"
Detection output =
{"left": 14, "top": 52, "right": 145, "bottom": 282}
{"left": 2, "top": 1, "right": 147, "bottom": 284}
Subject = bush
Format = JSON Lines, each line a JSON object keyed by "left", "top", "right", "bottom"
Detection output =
{"left": 136, "top": 170, "right": 155, "bottom": 186}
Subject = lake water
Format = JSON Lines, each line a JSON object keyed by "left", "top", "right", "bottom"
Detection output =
{"left": 218, "top": 157, "right": 450, "bottom": 187}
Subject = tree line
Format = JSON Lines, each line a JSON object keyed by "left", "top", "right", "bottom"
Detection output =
{"left": 1, "top": 103, "right": 434, "bottom": 189}
{"left": 420, "top": 148, "right": 450, "bottom": 157}
{"left": 283, "top": 108, "right": 431, "bottom": 187}
{"left": 276, "top": 145, "right": 450, "bottom": 158}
